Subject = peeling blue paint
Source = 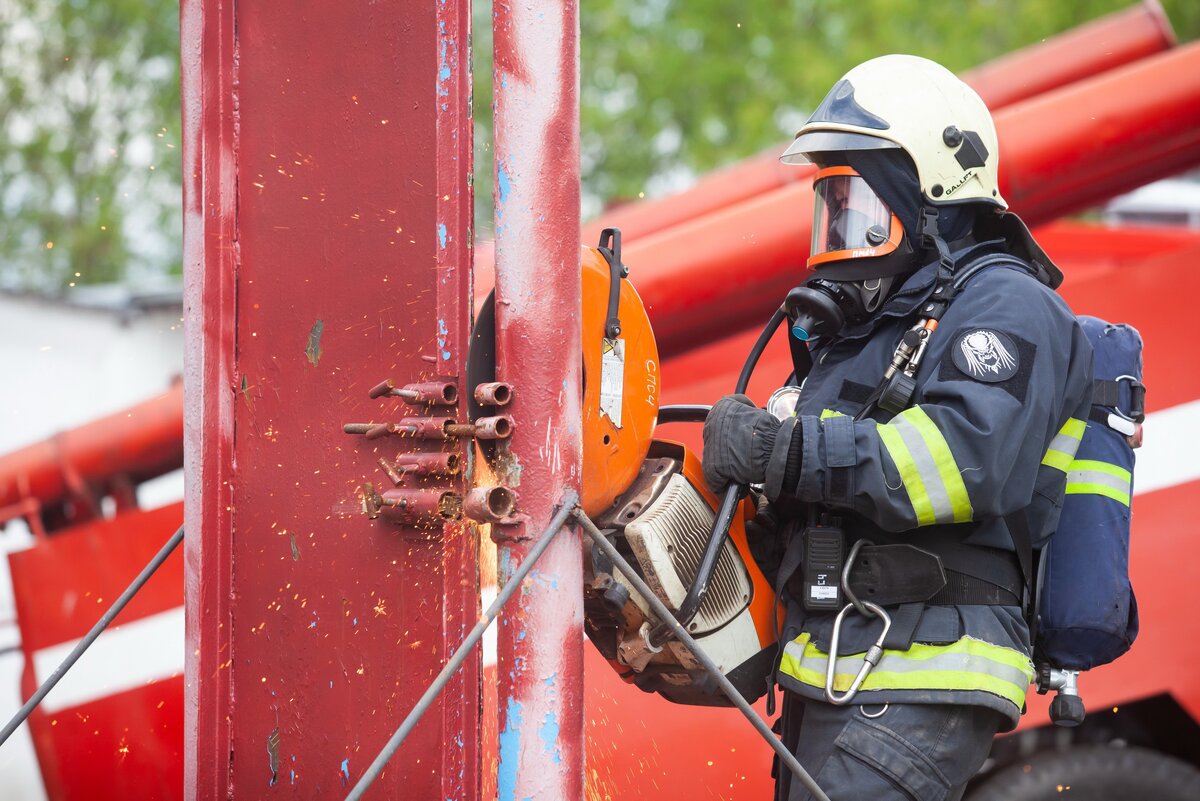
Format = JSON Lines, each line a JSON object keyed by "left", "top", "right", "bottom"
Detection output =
{"left": 438, "top": 223, "right": 448, "bottom": 249}
{"left": 437, "top": 40, "right": 451, "bottom": 97}
{"left": 352, "top": 617, "right": 358, "bottom": 626}
{"left": 539, "top": 712, "right": 562, "bottom": 764}
{"left": 543, "top": 673, "right": 557, "bottom": 687}
{"left": 497, "top": 699, "right": 524, "bottom": 801}
{"left": 437, "top": 318, "right": 452, "bottom": 361}
{"left": 517, "top": 629, "right": 526, "bottom": 641}
{"left": 340, "top": 758, "right": 350, "bottom": 786}
{"left": 497, "top": 163, "right": 512, "bottom": 206}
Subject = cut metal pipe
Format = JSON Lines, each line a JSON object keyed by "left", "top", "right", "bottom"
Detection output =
{"left": 470, "top": 416, "right": 513, "bottom": 440}
{"left": 369, "top": 378, "right": 459, "bottom": 406}
{"left": 378, "top": 453, "right": 462, "bottom": 485}
{"left": 343, "top": 419, "right": 455, "bottom": 440}
{"left": 378, "top": 488, "right": 463, "bottom": 523}
{"left": 393, "top": 451, "right": 462, "bottom": 476}
{"left": 404, "top": 380, "right": 459, "bottom": 406}
{"left": 463, "top": 486, "right": 517, "bottom": 523}
{"left": 445, "top": 416, "right": 513, "bottom": 440}
{"left": 473, "top": 381, "right": 514, "bottom": 407}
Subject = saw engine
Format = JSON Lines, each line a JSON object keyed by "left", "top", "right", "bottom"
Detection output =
{"left": 576, "top": 230, "right": 782, "bottom": 706}
{"left": 584, "top": 441, "right": 781, "bottom": 705}
{"left": 470, "top": 228, "right": 782, "bottom": 706}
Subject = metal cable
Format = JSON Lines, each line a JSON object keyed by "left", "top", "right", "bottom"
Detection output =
{"left": 573, "top": 509, "right": 832, "bottom": 801}
{"left": 345, "top": 490, "right": 579, "bottom": 801}
{"left": 0, "top": 523, "right": 185, "bottom": 749}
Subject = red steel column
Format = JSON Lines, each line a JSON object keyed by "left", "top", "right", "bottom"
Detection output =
{"left": 491, "top": 1, "right": 584, "bottom": 799}
{"left": 182, "top": 1, "right": 479, "bottom": 799}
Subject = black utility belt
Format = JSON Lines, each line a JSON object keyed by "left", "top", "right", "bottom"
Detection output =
{"left": 793, "top": 519, "right": 1023, "bottom": 612}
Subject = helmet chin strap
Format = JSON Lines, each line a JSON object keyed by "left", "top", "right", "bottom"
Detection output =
{"left": 920, "top": 205, "right": 957, "bottom": 280}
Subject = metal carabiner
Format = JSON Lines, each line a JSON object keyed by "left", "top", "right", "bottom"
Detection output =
{"left": 841, "top": 538, "right": 872, "bottom": 617}
{"left": 824, "top": 600, "right": 892, "bottom": 705}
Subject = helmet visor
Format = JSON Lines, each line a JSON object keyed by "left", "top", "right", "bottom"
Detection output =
{"left": 809, "top": 166, "right": 902, "bottom": 268}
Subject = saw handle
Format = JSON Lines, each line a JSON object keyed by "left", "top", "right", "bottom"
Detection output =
{"left": 648, "top": 307, "right": 789, "bottom": 647}
{"left": 657, "top": 404, "right": 712, "bottom": 424}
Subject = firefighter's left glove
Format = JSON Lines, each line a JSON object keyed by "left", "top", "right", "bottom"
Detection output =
{"left": 702, "top": 394, "right": 788, "bottom": 495}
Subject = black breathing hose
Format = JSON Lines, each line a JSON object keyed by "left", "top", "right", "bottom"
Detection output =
{"left": 649, "top": 306, "right": 789, "bottom": 647}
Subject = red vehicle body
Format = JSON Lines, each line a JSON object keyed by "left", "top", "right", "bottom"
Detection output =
{"left": 4, "top": 2, "right": 1200, "bottom": 799}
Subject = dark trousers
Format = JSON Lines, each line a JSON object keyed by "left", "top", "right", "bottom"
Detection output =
{"left": 776, "top": 694, "right": 1003, "bottom": 801}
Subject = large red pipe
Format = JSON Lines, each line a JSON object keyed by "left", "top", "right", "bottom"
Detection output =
{"left": 627, "top": 42, "right": 1200, "bottom": 358}
{"left": 580, "top": 0, "right": 1175, "bottom": 243}
{"left": 0, "top": 382, "right": 183, "bottom": 511}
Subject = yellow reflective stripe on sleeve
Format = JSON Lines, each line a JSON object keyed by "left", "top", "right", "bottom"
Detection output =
{"left": 820, "top": 409, "right": 846, "bottom": 420}
{"left": 876, "top": 406, "right": 973, "bottom": 526}
{"left": 779, "top": 633, "right": 1035, "bottom": 710}
{"left": 876, "top": 422, "right": 936, "bottom": 526}
{"left": 1041, "top": 418, "right": 1086, "bottom": 473}
{"left": 1065, "top": 459, "right": 1132, "bottom": 506}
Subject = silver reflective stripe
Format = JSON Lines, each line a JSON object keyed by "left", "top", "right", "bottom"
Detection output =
{"left": 783, "top": 641, "right": 1033, "bottom": 691}
{"left": 1042, "top": 418, "right": 1086, "bottom": 472}
{"left": 1066, "top": 459, "right": 1133, "bottom": 506}
{"left": 1046, "top": 431, "right": 1082, "bottom": 459}
{"left": 779, "top": 633, "right": 1034, "bottom": 709}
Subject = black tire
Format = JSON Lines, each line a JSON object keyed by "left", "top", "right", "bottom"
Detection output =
{"left": 966, "top": 745, "right": 1200, "bottom": 801}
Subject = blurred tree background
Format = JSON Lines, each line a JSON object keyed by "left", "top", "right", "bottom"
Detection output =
{"left": 0, "top": 0, "right": 180, "bottom": 291}
{"left": 1, "top": 1, "right": 1198, "bottom": 290}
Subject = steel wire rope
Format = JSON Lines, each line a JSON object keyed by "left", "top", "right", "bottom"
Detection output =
{"left": 345, "top": 490, "right": 579, "bottom": 801}
{"left": 0, "top": 524, "right": 185, "bottom": 748}
{"left": 572, "top": 508, "right": 832, "bottom": 801}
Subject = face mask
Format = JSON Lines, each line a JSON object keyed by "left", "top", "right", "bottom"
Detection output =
{"left": 785, "top": 275, "right": 897, "bottom": 341}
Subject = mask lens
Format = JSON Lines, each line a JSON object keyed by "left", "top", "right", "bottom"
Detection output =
{"left": 811, "top": 168, "right": 898, "bottom": 263}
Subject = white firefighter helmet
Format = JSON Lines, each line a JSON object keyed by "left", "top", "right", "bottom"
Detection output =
{"left": 781, "top": 54, "right": 1005, "bottom": 209}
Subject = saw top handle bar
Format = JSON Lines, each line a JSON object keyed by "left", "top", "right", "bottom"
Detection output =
{"left": 648, "top": 307, "right": 789, "bottom": 648}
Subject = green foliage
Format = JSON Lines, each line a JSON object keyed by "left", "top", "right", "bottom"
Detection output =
{"left": 474, "top": 0, "right": 1200, "bottom": 235}
{"left": 0, "top": 0, "right": 180, "bottom": 290}
{"left": 3, "top": 1, "right": 1199, "bottom": 289}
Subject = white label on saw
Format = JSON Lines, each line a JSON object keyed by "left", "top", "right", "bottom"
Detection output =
{"left": 810, "top": 586, "right": 839, "bottom": 601}
{"left": 600, "top": 337, "right": 625, "bottom": 428}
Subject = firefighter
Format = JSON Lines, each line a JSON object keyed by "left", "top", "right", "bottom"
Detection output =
{"left": 700, "top": 55, "right": 1094, "bottom": 801}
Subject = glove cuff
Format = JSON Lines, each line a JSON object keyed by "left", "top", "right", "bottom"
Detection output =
{"left": 764, "top": 416, "right": 800, "bottom": 502}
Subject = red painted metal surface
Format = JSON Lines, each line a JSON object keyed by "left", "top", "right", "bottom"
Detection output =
{"left": 179, "top": 0, "right": 237, "bottom": 792}
{"left": 181, "top": 1, "right": 479, "bottom": 799}
{"left": 616, "top": 42, "right": 1200, "bottom": 359}
{"left": 0, "top": 383, "right": 182, "bottom": 516}
{"left": 491, "top": 0, "right": 584, "bottom": 798}
{"left": 578, "top": 0, "right": 1176, "bottom": 244}
{"left": 8, "top": 503, "right": 185, "bottom": 801}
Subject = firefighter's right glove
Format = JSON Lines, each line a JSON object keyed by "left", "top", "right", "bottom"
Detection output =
{"left": 702, "top": 394, "right": 787, "bottom": 495}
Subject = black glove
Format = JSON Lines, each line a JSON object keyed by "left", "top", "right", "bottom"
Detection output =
{"left": 744, "top": 492, "right": 786, "bottom": 587}
{"left": 701, "top": 394, "right": 784, "bottom": 494}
